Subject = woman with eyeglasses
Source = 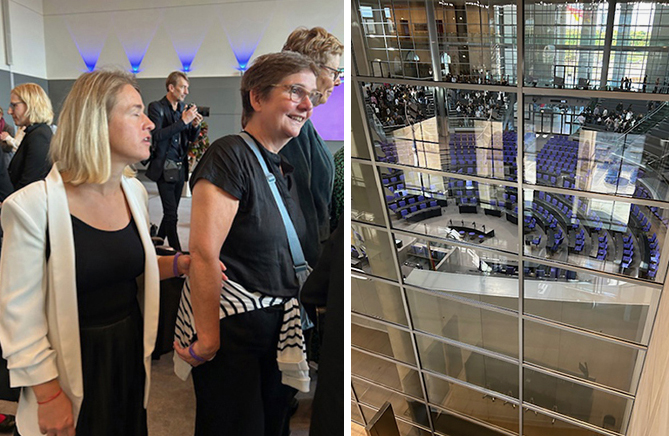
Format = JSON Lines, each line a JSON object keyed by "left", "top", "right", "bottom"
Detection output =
{"left": 6, "top": 83, "right": 54, "bottom": 192}
{"left": 280, "top": 27, "right": 343, "bottom": 269}
{"left": 173, "top": 51, "right": 320, "bottom": 435}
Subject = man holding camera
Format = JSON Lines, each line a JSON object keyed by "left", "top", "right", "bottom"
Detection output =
{"left": 146, "top": 71, "right": 202, "bottom": 252}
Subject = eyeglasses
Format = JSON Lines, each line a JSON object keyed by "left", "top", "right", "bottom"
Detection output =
{"left": 272, "top": 84, "right": 322, "bottom": 106}
{"left": 8, "top": 102, "right": 24, "bottom": 110}
{"left": 320, "top": 64, "right": 344, "bottom": 81}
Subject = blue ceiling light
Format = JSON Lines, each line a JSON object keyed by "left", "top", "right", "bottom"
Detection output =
{"left": 218, "top": 2, "right": 274, "bottom": 73}
{"left": 65, "top": 16, "right": 108, "bottom": 73}
{"left": 114, "top": 12, "right": 161, "bottom": 76}
{"left": 166, "top": 8, "right": 212, "bottom": 75}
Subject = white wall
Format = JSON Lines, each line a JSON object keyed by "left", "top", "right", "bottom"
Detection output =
{"left": 42, "top": 0, "right": 345, "bottom": 79}
{"left": 2, "top": 0, "right": 48, "bottom": 79}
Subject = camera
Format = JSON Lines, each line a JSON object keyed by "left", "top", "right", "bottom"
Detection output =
{"left": 185, "top": 104, "right": 210, "bottom": 117}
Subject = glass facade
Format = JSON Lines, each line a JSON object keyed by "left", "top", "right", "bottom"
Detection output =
{"left": 351, "top": 1, "right": 669, "bottom": 434}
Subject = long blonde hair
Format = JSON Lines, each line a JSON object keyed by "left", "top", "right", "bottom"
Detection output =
{"left": 50, "top": 70, "right": 138, "bottom": 185}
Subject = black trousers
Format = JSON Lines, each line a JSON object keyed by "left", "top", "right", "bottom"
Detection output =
{"left": 156, "top": 167, "right": 185, "bottom": 252}
{"left": 191, "top": 306, "right": 295, "bottom": 436}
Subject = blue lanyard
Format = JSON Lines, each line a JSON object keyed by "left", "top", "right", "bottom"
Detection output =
{"left": 239, "top": 132, "right": 308, "bottom": 272}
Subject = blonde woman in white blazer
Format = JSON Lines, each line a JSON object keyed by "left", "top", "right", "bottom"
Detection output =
{"left": 0, "top": 70, "right": 194, "bottom": 436}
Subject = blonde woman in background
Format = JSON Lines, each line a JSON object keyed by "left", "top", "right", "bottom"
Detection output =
{"left": 5, "top": 84, "right": 53, "bottom": 192}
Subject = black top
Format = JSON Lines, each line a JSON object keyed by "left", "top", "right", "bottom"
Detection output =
{"left": 7, "top": 123, "right": 52, "bottom": 191}
{"left": 72, "top": 215, "right": 145, "bottom": 327}
{"left": 190, "top": 134, "right": 307, "bottom": 298}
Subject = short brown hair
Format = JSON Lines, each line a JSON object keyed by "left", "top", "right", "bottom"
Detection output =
{"left": 282, "top": 27, "right": 343, "bottom": 65}
{"left": 11, "top": 83, "right": 53, "bottom": 125}
{"left": 166, "top": 71, "right": 188, "bottom": 91}
{"left": 240, "top": 51, "right": 318, "bottom": 128}
{"left": 51, "top": 69, "right": 139, "bottom": 184}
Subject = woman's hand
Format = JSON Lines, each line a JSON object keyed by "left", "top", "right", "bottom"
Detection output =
{"left": 34, "top": 381, "right": 75, "bottom": 436}
{"left": 175, "top": 254, "right": 227, "bottom": 281}
{"left": 173, "top": 340, "right": 216, "bottom": 368}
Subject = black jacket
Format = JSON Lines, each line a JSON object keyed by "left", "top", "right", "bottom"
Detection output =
{"left": 146, "top": 96, "right": 200, "bottom": 182}
{"left": 301, "top": 216, "right": 343, "bottom": 436}
{"left": 7, "top": 123, "right": 52, "bottom": 191}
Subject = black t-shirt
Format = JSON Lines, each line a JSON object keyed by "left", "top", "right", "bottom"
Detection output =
{"left": 189, "top": 133, "right": 307, "bottom": 298}
{"left": 72, "top": 216, "right": 145, "bottom": 327}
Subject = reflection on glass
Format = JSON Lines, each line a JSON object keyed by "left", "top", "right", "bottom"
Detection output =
{"left": 352, "top": 349, "right": 424, "bottom": 398}
{"left": 356, "top": 0, "right": 434, "bottom": 79}
{"left": 397, "top": 235, "right": 518, "bottom": 310}
{"left": 432, "top": 0, "right": 517, "bottom": 86}
{"left": 363, "top": 85, "right": 517, "bottom": 181}
{"left": 353, "top": 378, "right": 430, "bottom": 427}
{"left": 524, "top": 96, "right": 669, "bottom": 204}
{"left": 353, "top": 82, "right": 372, "bottom": 160}
{"left": 352, "top": 276, "right": 408, "bottom": 326}
{"left": 524, "top": 1, "right": 607, "bottom": 89}
{"left": 397, "top": 421, "right": 432, "bottom": 436}
{"left": 416, "top": 334, "right": 519, "bottom": 398}
{"left": 524, "top": 368, "right": 632, "bottom": 434}
{"left": 352, "top": 161, "right": 387, "bottom": 225}
{"left": 352, "top": 224, "right": 399, "bottom": 281}
{"left": 406, "top": 288, "right": 518, "bottom": 358}
{"left": 523, "top": 408, "right": 604, "bottom": 436}
{"left": 523, "top": 262, "right": 660, "bottom": 345}
{"left": 352, "top": 401, "right": 364, "bottom": 424}
{"left": 522, "top": 189, "right": 666, "bottom": 282}
{"left": 352, "top": 314, "right": 417, "bottom": 365}
{"left": 524, "top": 320, "right": 644, "bottom": 393}
{"left": 426, "top": 375, "right": 519, "bottom": 434}
{"left": 380, "top": 167, "right": 522, "bottom": 253}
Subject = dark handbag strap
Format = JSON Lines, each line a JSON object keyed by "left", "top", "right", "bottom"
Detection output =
{"left": 238, "top": 132, "right": 308, "bottom": 273}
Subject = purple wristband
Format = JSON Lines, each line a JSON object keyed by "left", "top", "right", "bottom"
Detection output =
{"left": 173, "top": 252, "right": 182, "bottom": 277}
{"left": 188, "top": 343, "right": 206, "bottom": 362}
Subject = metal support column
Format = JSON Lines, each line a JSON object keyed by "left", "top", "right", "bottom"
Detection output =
{"left": 599, "top": 0, "right": 617, "bottom": 90}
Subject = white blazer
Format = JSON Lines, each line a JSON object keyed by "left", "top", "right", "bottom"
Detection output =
{"left": 0, "top": 166, "right": 160, "bottom": 435}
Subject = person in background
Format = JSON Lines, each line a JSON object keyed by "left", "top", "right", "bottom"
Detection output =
{"left": 6, "top": 84, "right": 53, "bottom": 192}
{"left": 301, "top": 216, "right": 343, "bottom": 436}
{"left": 145, "top": 71, "right": 202, "bottom": 252}
{"left": 280, "top": 26, "right": 344, "bottom": 267}
{"left": 0, "top": 106, "right": 16, "bottom": 170}
{"left": 173, "top": 51, "right": 320, "bottom": 436}
{"left": 0, "top": 70, "right": 194, "bottom": 436}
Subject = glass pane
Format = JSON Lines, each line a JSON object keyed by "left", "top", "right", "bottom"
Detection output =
{"left": 352, "top": 224, "right": 399, "bottom": 281}
{"left": 522, "top": 189, "right": 667, "bottom": 282}
{"left": 609, "top": 3, "right": 669, "bottom": 91}
{"left": 352, "top": 276, "right": 409, "bottom": 326}
{"left": 524, "top": 319, "right": 645, "bottom": 393}
{"left": 524, "top": 1, "right": 607, "bottom": 89}
{"left": 396, "top": 234, "right": 519, "bottom": 310}
{"left": 524, "top": 95, "right": 669, "bottom": 204}
{"left": 426, "top": 374, "right": 519, "bottom": 434}
{"left": 352, "top": 315, "right": 416, "bottom": 365}
{"left": 352, "top": 401, "right": 364, "bottom": 424}
{"left": 524, "top": 368, "right": 632, "bottom": 434}
{"left": 523, "top": 262, "right": 660, "bottom": 344}
{"left": 432, "top": 0, "right": 517, "bottom": 86}
{"left": 356, "top": 1, "right": 434, "bottom": 80}
{"left": 352, "top": 161, "right": 387, "bottom": 225}
{"left": 360, "top": 404, "right": 379, "bottom": 423}
{"left": 406, "top": 288, "right": 518, "bottom": 358}
{"left": 523, "top": 408, "right": 604, "bottom": 436}
{"left": 365, "top": 86, "right": 517, "bottom": 183}
{"left": 352, "top": 348, "right": 424, "bottom": 398}
{"left": 381, "top": 168, "right": 521, "bottom": 254}
{"left": 416, "top": 333, "right": 519, "bottom": 398}
{"left": 353, "top": 83, "right": 372, "bottom": 160}
{"left": 398, "top": 422, "right": 432, "bottom": 436}
{"left": 353, "top": 378, "right": 430, "bottom": 427}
